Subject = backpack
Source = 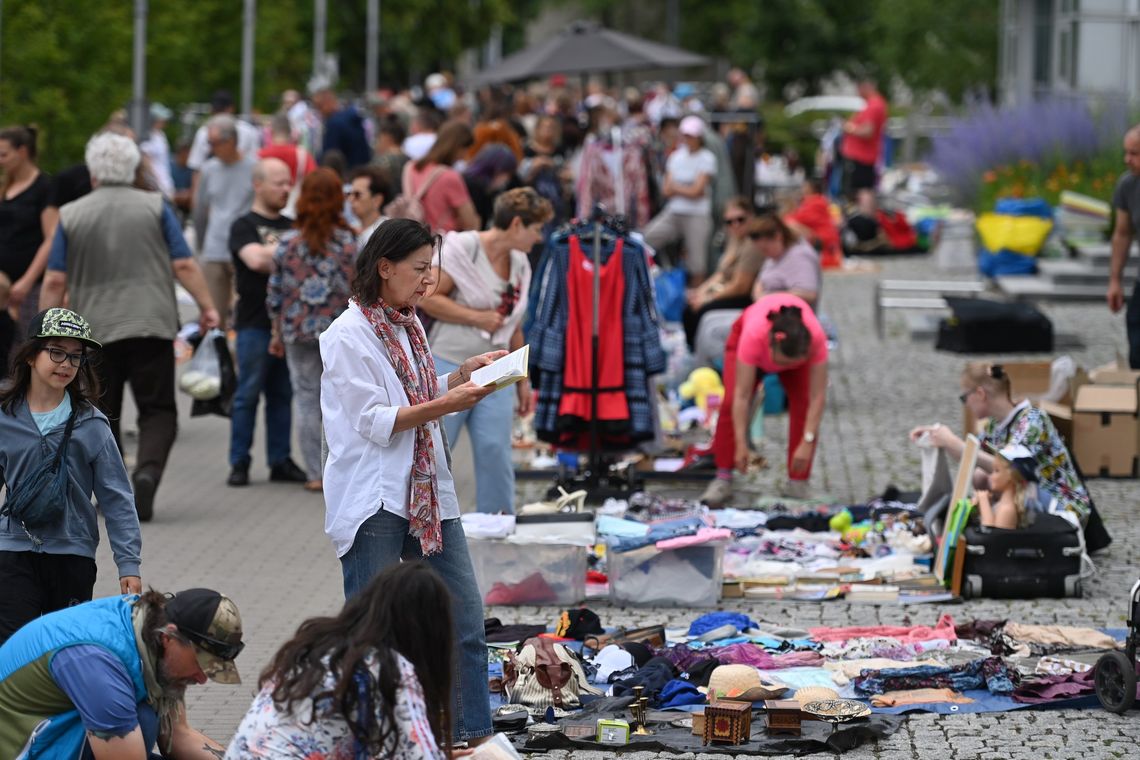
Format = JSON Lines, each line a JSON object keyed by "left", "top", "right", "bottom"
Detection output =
{"left": 503, "top": 637, "right": 601, "bottom": 711}
{"left": 384, "top": 162, "right": 445, "bottom": 224}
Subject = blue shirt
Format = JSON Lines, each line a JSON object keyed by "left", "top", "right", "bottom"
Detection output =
{"left": 31, "top": 393, "right": 71, "bottom": 435}
{"left": 47, "top": 201, "right": 190, "bottom": 272}
{"left": 50, "top": 644, "right": 139, "bottom": 738}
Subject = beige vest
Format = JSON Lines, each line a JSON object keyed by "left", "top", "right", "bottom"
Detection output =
{"left": 59, "top": 185, "right": 180, "bottom": 345}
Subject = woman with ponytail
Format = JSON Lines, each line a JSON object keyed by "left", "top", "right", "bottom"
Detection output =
{"left": 700, "top": 292, "right": 830, "bottom": 506}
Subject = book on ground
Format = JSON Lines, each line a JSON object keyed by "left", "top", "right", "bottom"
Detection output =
{"left": 470, "top": 345, "right": 529, "bottom": 390}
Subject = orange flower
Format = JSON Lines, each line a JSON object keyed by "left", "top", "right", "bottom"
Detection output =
{"left": 983, "top": 170, "right": 997, "bottom": 183}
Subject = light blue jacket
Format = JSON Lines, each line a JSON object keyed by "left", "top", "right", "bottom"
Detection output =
{"left": 0, "top": 398, "right": 141, "bottom": 577}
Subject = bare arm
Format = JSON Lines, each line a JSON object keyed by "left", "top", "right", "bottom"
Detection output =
{"left": 802, "top": 362, "right": 829, "bottom": 438}
{"left": 87, "top": 728, "right": 147, "bottom": 760}
{"left": 39, "top": 270, "right": 67, "bottom": 309}
{"left": 1108, "top": 210, "right": 1133, "bottom": 313}
{"left": 731, "top": 358, "right": 758, "bottom": 470}
{"left": 391, "top": 383, "right": 493, "bottom": 434}
{"left": 236, "top": 242, "right": 277, "bottom": 274}
{"left": 10, "top": 207, "right": 60, "bottom": 307}
{"left": 454, "top": 201, "right": 481, "bottom": 232}
{"left": 844, "top": 118, "right": 874, "bottom": 138}
{"left": 161, "top": 703, "right": 226, "bottom": 759}
{"left": 673, "top": 172, "right": 711, "bottom": 200}
{"left": 172, "top": 258, "right": 220, "bottom": 331}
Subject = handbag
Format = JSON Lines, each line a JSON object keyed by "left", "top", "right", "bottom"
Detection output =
{"left": 503, "top": 637, "right": 601, "bottom": 711}
{"left": 1, "top": 405, "right": 78, "bottom": 546}
{"left": 384, "top": 163, "right": 445, "bottom": 224}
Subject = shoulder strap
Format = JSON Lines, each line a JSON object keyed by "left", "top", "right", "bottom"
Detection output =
{"left": 52, "top": 403, "right": 80, "bottom": 472}
{"left": 414, "top": 166, "right": 446, "bottom": 201}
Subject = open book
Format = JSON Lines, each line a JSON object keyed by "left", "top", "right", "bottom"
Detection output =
{"left": 470, "top": 344, "right": 530, "bottom": 390}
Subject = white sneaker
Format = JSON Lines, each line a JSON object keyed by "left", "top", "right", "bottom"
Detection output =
{"left": 699, "top": 478, "right": 733, "bottom": 507}
{"left": 779, "top": 480, "right": 810, "bottom": 499}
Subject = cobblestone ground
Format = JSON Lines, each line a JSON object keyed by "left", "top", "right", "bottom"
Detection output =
{"left": 93, "top": 255, "right": 1140, "bottom": 758}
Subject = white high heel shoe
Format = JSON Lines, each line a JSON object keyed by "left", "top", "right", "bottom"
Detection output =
{"left": 518, "top": 487, "right": 588, "bottom": 515}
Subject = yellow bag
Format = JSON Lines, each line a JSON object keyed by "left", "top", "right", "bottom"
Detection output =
{"left": 975, "top": 213, "right": 1053, "bottom": 256}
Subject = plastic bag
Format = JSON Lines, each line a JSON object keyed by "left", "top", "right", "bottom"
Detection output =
{"left": 179, "top": 328, "right": 224, "bottom": 400}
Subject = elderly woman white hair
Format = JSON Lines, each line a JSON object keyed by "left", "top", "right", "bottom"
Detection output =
{"left": 85, "top": 131, "right": 142, "bottom": 186}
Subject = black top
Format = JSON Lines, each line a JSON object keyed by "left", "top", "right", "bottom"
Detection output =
{"left": 0, "top": 172, "right": 51, "bottom": 280}
{"left": 47, "top": 164, "right": 93, "bottom": 209}
{"left": 229, "top": 211, "right": 293, "bottom": 330}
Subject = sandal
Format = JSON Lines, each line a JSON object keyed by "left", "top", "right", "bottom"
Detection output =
{"left": 518, "top": 487, "right": 587, "bottom": 515}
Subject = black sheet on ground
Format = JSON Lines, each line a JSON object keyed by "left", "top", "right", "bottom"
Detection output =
{"left": 514, "top": 714, "right": 904, "bottom": 755}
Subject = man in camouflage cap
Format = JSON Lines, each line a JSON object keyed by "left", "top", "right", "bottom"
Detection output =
{"left": 0, "top": 588, "right": 243, "bottom": 759}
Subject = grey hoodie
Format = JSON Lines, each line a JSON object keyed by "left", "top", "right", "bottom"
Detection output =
{"left": 0, "top": 398, "right": 141, "bottom": 577}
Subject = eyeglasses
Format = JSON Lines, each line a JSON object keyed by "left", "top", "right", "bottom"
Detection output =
{"left": 181, "top": 628, "right": 245, "bottom": 661}
{"left": 43, "top": 347, "right": 87, "bottom": 368}
{"left": 958, "top": 387, "right": 976, "bottom": 404}
{"left": 748, "top": 231, "right": 776, "bottom": 241}
{"left": 724, "top": 216, "right": 747, "bottom": 226}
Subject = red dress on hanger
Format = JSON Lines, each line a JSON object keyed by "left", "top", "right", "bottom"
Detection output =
{"left": 557, "top": 235, "right": 629, "bottom": 433}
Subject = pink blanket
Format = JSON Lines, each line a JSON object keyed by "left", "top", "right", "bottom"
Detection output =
{"left": 809, "top": 614, "right": 958, "bottom": 644}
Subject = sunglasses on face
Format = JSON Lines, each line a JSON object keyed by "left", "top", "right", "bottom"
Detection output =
{"left": 959, "top": 387, "right": 976, "bottom": 404}
{"left": 43, "top": 346, "right": 87, "bottom": 368}
{"left": 748, "top": 231, "right": 777, "bottom": 242}
{"left": 182, "top": 628, "right": 245, "bottom": 661}
{"left": 724, "top": 216, "right": 747, "bottom": 226}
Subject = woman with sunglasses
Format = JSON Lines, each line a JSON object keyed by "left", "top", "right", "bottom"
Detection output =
{"left": 748, "top": 214, "right": 821, "bottom": 308}
{"left": 0, "top": 308, "right": 141, "bottom": 644}
{"left": 681, "top": 196, "right": 757, "bottom": 350}
{"left": 908, "top": 362, "right": 1091, "bottom": 525}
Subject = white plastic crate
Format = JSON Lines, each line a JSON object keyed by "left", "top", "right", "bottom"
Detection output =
{"left": 468, "top": 538, "right": 587, "bottom": 606}
{"left": 606, "top": 541, "right": 726, "bottom": 607}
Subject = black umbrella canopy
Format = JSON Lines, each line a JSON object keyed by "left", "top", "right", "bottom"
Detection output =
{"left": 472, "top": 20, "right": 710, "bottom": 85}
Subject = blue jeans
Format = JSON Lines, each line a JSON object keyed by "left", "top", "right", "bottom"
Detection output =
{"left": 341, "top": 510, "right": 492, "bottom": 741}
{"left": 434, "top": 356, "right": 515, "bottom": 514}
{"left": 229, "top": 328, "right": 293, "bottom": 468}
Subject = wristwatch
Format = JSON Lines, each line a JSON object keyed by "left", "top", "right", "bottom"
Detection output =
{"left": 803, "top": 432, "right": 816, "bottom": 444}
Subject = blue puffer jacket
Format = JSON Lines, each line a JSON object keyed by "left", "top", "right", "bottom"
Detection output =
{"left": 0, "top": 595, "right": 147, "bottom": 759}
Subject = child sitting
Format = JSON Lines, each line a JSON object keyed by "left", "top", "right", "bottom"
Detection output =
{"left": 973, "top": 444, "right": 1039, "bottom": 530}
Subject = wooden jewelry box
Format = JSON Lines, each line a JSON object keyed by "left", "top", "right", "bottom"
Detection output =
{"left": 702, "top": 699, "right": 752, "bottom": 745}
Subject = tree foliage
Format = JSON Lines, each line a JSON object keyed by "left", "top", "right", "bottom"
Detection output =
{"left": 0, "top": 0, "right": 514, "bottom": 170}
{"left": 569, "top": 0, "right": 997, "bottom": 100}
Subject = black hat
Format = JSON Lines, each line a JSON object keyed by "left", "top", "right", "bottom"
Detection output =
{"left": 165, "top": 588, "right": 244, "bottom": 683}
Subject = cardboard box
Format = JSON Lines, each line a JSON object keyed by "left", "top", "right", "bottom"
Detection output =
{"left": 1071, "top": 384, "right": 1139, "bottom": 478}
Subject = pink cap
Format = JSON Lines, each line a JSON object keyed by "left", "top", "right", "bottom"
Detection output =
{"left": 679, "top": 115, "right": 705, "bottom": 137}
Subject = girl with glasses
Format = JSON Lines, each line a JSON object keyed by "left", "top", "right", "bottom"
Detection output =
{"left": 681, "top": 196, "right": 757, "bottom": 350}
{"left": 0, "top": 308, "right": 142, "bottom": 643}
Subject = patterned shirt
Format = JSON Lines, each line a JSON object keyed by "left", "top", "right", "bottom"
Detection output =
{"left": 980, "top": 400, "right": 1091, "bottom": 523}
{"left": 266, "top": 227, "right": 357, "bottom": 344}
{"left": 224, "top": 651, "right": 446, "bottom": 760}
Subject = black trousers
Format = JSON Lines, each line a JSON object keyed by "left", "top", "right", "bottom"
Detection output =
{"left": 0, "top": 551, "right": 97, "bottom": 644}
{"left": 1128, "top": 283, "right": 1140, "bottom": 370}
{"left": 97, "top": 337, "right": 178, "bottom": 483}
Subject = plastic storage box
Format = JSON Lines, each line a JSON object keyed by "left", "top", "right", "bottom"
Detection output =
{"left": 606, "top": 541, "right": 726, "bottom": 607}
{"left": 468, "top": 539, "right": 587, "bottom": 606}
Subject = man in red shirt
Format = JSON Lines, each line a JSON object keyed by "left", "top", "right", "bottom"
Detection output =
{"left": 840, "top": 77, "right": 888, "bottom": 212}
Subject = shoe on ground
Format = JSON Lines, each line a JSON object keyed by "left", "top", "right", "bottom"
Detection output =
{"left": 303, "top": 479, "right": 323, "bottom": 492}
{"left": 699, "top": 478, "right": 733, "bottom": 507}
{"left": 227, "top": 463, "right": 250, "bottom": 487}
{"left": 270, "top": 458, "right": 308, "bottom": 483}
{"left": 132, "top": 471, "right": 157, "bottom": 523}
{"left": 779, "top": 479, "right": 810, "bottom": 499}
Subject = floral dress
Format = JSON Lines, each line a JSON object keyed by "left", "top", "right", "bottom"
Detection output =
{"left": 266, "top": 227, "right": 357, "bottom": 345}
{"left": 980, "top": 400, "right": 1091, "bottom": 524}
{"left": 224, "top": 651, "right": 447, "bottom": 760}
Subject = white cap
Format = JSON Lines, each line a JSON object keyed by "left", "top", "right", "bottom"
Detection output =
{"left": 425, "top": 73, "right": 447, "bottom": 91}
{"left": 679, "top": 115, "right": 706, "bottom": 137}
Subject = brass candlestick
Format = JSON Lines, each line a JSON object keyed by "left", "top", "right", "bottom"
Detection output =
{"left": 629, "top": 686, "right": 652, "bottom": 734}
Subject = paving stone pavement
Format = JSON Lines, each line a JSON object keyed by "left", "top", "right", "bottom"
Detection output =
{"left": 91, "top": 255, "right": 1140, "bottom": 758}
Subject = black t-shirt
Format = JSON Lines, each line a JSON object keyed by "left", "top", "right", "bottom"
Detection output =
{"left": 229, "top": 211, "right": 293, "bottom": 330}
{"left": 0, "top": 172, "right": 51, "bottom": 280}
{"left": 47, "top": 164, "right": 92, "bottom": 209}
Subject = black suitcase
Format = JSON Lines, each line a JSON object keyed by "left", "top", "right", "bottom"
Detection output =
{"left": 936, "top": 297, "right": 1053, "bottom": 353}
{"left": 962, "top": 513, "right": 1082, "bottom": 599}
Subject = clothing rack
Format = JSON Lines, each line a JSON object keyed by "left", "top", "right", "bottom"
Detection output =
{"left": 549, "top": 206, "right": 643, "bottom": 501}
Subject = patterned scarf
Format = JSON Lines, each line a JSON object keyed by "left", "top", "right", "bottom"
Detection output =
{"left": 356, "top": 298, "right": 444, "bottom": 555}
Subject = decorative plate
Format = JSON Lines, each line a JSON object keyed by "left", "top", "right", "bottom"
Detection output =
{"left": 801, "top": 699, "right": 872, "bottom": 723}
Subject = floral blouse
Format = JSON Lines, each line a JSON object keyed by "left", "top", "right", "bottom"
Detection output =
{"left": 980, "top": 400, "right": 1091, "bottom": 523}
{"left": 224, "top": 651, "right": 447, "bottom": 760}
{"left": 267, "top": 227, "right": 357, "bottom": 344}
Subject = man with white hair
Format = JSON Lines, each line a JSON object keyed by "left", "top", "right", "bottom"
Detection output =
{"left": 193, "top": 114, "right": 255, "bottom": 330}
{"left": 39, "top": 132, "right": 219, "bottom": 522}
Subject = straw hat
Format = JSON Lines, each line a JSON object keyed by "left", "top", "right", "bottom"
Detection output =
{"left": 700, "top": 664, "right": 788, "bottom": 702}
{"left": 792, "top": 686, "right": 840, "bottom": 705}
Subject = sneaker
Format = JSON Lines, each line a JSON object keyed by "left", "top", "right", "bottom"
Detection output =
{"left": 779, "top": 479, "right": 810, "bottom": 499}
{"left": 269, "top": 458, "right": 308, "bottom": 483}
{"left": 132, "top": 471, "right": 157, "bottom": 523}
{"left": 699, "top": 478, "right": 733, "bottom": 507}
{"left": 227, "top": 463, "right": 250, "bottom": 487}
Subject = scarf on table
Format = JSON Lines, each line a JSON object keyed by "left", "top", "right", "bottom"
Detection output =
{"left": 356, "top": 297, "right": 444, "bottom": 555}
{"left": 132, "top": 597, "right": 184, "bottom": 755}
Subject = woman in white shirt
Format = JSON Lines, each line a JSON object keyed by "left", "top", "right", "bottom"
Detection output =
{"left": 319, "top": 218, "right": 501, "bottom": 744}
